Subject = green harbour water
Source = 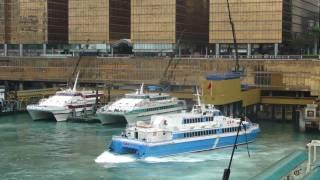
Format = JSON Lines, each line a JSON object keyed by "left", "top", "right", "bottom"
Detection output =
{"left": 1, "top": 113, "right": 319, "bottom": 180}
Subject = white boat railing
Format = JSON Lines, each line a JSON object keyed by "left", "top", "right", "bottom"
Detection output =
{"left": 306, "top": 140, "right": 320, "bottom": 173}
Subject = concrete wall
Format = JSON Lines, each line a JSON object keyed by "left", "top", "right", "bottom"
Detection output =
{"left": 0, "top": 57, "right": 320, "bottom": 96}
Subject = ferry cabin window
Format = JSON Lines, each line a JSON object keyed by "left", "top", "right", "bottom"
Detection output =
{"left": 221, "top": 128, "right": 237, "bottom": 133}
{"left": 182, "top": 117, "right": 218, "bottom": 126}
{"left": 184, "top": 130, "right": 213, "bottom": 138}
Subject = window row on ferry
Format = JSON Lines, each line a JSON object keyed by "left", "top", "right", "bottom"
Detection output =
{"left": 183, "top": 129, "right": 217, "bottom": 138}
{"left": 183, "top": 116, "right": 214, "bottom": 124}
{"left": 134, "top": 104, "right": 178, "bottom": 113}
{"left": 126, "top": 95, "right": 149, "bottom": 99}
{"left": 151, "top": 96, "right": 169, "bottom": 101}
{"left": 222, "top": 127, "right": 238, "bottom": 133}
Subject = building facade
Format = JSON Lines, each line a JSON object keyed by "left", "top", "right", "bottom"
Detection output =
{"left": 0, "top": 0, "right": 67, "bottom": 44}
{"left": 0, "top": 0, "right": 5, "bottom": 44}
{"left": 209, "top": 0, "right": 320, "bottom": 56}
{"left": 0, "top": 0, "right": 319, "bottom": 56}
{"left": 0, "top": 0, "right": 68, "bottom": 56}
{"left": 131, "top": 0, "right": 208, "bottom": 55}
{"left": 68, "top": 0, "right": 130, "bottom": 53}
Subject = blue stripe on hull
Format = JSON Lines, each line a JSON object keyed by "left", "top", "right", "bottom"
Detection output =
{"left": 110, "top": 130, "right": 259, "bottom": 158}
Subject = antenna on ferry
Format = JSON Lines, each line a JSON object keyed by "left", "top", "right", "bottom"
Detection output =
{"left": 195, "top": 87, "right": 201, "bottom": 106}
{"left": 140, "top": 83, "right": 144, "bottom": 94}
{"left": 72, "top": 71, "right": 80, "bottom": 92}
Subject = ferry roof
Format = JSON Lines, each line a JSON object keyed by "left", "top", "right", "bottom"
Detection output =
{"left": 150, "top": 110, "right": 221, "bottom": 125}
{"left": 125, "top": 92, "right": 170, "bottom": 98}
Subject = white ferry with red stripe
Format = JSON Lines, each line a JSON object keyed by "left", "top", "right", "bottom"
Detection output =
{"left": 27, "top": 72, "right": 103, "bottom": 122}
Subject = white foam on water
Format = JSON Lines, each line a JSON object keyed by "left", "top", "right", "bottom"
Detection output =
{"left": 144, "top": 152, "right": 230, "bottom": 163}
{"left": 95, "top": 151, "right": 135, "bottom": 164}
{"left": 144, "top": 156, "right": 205, "bottom": 163}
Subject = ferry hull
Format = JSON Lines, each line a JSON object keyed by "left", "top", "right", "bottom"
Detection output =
{"left": 97, "top": 113, "right": 126, "bottom": 125}
{"left": 27, "top": 104, "right": 71, "bottom": 121}
{"left": 27, "top": 109, "right": 54, "bottom": 120}
{"left": 27, "top": 108, "right": 71, "bottom": 122}
{"left": 53, "top": 112, "right": 71, "bottom": 122}
{"left": 27, "top": 104, "right": 96, "bottom": 122}
{"left": 110, "top": 129, "right": 260, "bottom": 158}
{"left": 97, "top": 107, "right": 185, "bottom": 125}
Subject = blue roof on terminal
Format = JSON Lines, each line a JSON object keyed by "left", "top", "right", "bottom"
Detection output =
{"left": 206, "top": 71, "right": 243, "bottom": 80}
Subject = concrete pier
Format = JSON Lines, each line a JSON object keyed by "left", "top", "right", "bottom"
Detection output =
{"left": 247, "top": 43, "right": 251, "bottom": 57}
{"left": 299, "top": 109, "right": 306, "bottom": 132}
{"left": 4, "top": 44, "right": 7, "bottom": 56}
{"left": 274, "top": 43, "right": 278, "bottom": 56}
{"left": 43, "top": 44, "right": 47, "bottom": 55}
{"left": 19, "top": 44, "right": 23, "bottom": 57}
{"left": 215, "top": 43, "right": 220, "bottom": 57}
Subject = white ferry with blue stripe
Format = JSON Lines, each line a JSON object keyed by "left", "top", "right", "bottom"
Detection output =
{"left": 108, "top": 93, "right": 260, "bottom": 158}
{"left": 96, "top": 84, "right": 186, "bottom": 125}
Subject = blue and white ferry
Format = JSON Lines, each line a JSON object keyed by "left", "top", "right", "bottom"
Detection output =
{"left": 108, "top": 93, "right": 260, "bottom": 158}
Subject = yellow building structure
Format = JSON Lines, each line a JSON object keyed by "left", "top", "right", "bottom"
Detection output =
{"left": 201, "top": 73, "right": 260, "bottom": 116}
{"left": 203, "top": 77, "right": 260, "bottom": 106}
{"left": 201, "top": 72, "right": 316, "bottom": 121}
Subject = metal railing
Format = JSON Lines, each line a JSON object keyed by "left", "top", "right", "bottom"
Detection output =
{"left": 1, "top": 48, "right": 320, "bottom": 60}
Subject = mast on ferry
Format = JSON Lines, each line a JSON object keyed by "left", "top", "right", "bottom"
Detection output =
{"left": 72, "top": 71, "right": 80, "bottom": 92}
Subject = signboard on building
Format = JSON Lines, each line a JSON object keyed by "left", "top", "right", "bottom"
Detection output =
{"left": 305, "top": 104, "right": 318, "bottom": 120}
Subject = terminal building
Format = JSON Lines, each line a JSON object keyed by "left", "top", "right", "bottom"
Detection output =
{"left": 210, "top": 0, "right": 320, "bottom": 56}
{"left": 68, "top": 0, "right": 130, "bottom": 54}
{"left": 0, "top": 0, "right": 68, "bottom": 56}
{"left": 131, "top": 0, "right": 209, "bottom": 55}
{"left": 0, "top": 0, "right": 319, "bottom": 56}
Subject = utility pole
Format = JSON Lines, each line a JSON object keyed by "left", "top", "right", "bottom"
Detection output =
{"left": 226, "top": 0, "right": 240, "bottom": 72}
{"left": 222, "top": 1, "right": 245, "bottom": 180}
